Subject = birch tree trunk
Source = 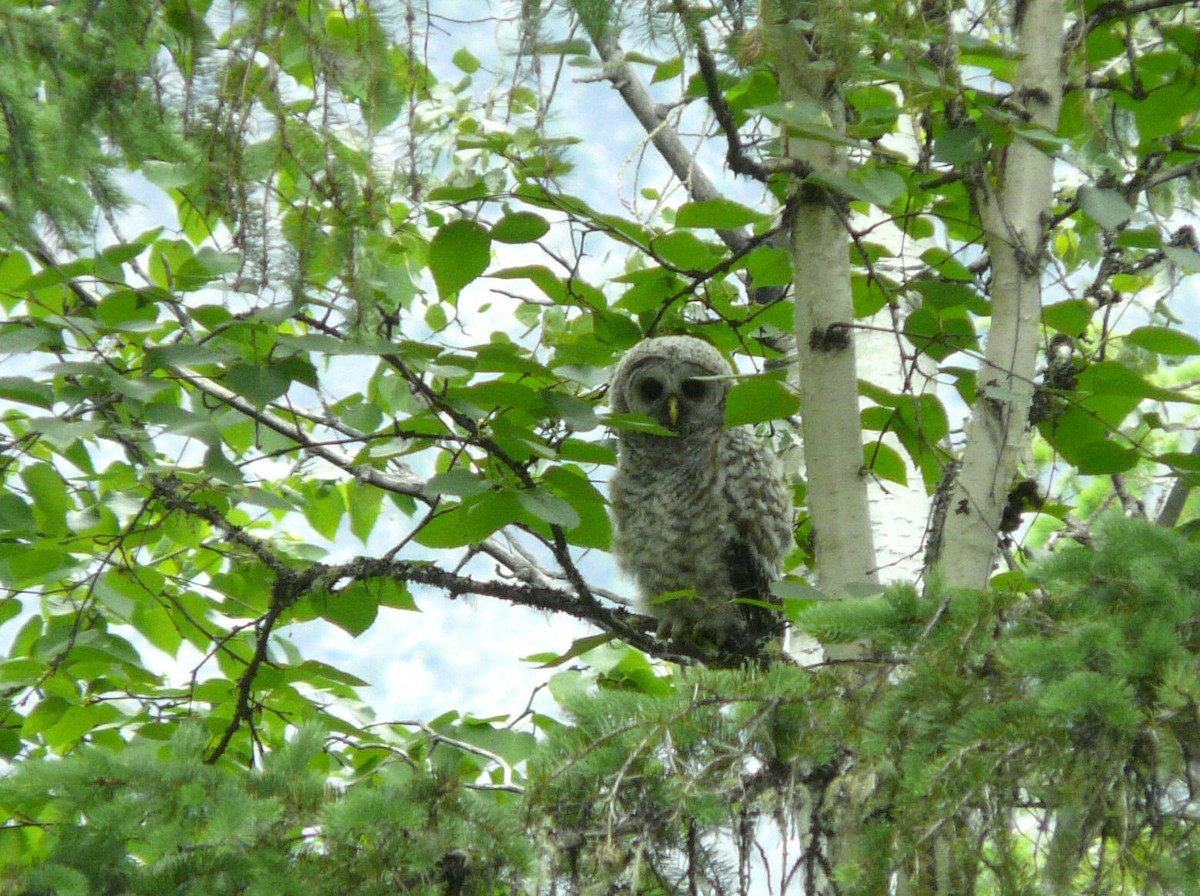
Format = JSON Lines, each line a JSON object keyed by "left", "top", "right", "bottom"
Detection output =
{"left": 760, "top": 3, "right": 886, "bottom": 890}
{"left": 763, "top": 1, "right": 879, "bottom": 646}
{"left": 860, "top": 317, "right": 935, "bottom": 584}
{"left": 935, "top": 0, "right": 1065, "bottom": 590}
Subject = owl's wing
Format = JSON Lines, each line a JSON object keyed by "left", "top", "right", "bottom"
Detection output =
{"left": 722, "top": 430, "right": 793, "bottom": 577}
{"left": 721, "top": 430, "right": 794, "bottom": 646}
{"left": 724, "top": 535, "right": 777, "bottom": 600}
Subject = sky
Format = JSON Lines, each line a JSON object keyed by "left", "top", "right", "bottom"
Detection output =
{"left": 240, "top": 0, "right": 1200, "bottom": 727}
{"left": 0, "top": 2, "right": 670, "bottom": 727}
{"left": 2, "top": 0, "right": 1197, "bottom": 736}
{"left": 288, "top": 3, "right": 758, "bottom": 724}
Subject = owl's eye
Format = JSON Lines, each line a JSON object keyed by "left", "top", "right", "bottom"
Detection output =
{"left": 638, "top": 378, "right": 664, "bottom": 402}
{"left": 680, "top": 379, "right": 707, "bottom": 401}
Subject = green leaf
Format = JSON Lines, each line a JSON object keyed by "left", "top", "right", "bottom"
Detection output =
{"left": 0, "top": 598, "right": 22, "bottom": 629}
{"left": 845, "top": 85, "right": 899, "bottom": 139}
{"left": 1129, "top": 80, "right": 1195, "bottom": 142}
{"left": 1073, "top": 440, "right": 1139, "bottom": 474}
{"left": 0, "top": 494, "right": 35, "bottom": 536}
{"left": 615, "top": 268, "right": 680, "bottom": 313}
{"left": 911, "top": 279, "right": 987, "bottom": 313}
{"left": 758, "top": 100, "right": 862, "bottom": 148}
{"left": 934, "top": 125, "right": 989, "bottom": 164}
{"left": 314, "top": 581, "right": 379, "bottom": 637}
{"left": 203, "top": 446, "right": 243, "bottom": 484}
{"left": 741, "top": 245, "right": 792, "bottom": 287}
{"left": 650, "top": 230, "right": 724, "bottom": 270}
{"left": 0, "top": 376, "right": 54, "bottom": 408}
{"left": 430, "top": 219, "right": 491, "bottom": 300}
{"left": 424, "top": 302, "right": 448, "bottom": 331}
{"left": 920, "top": 248, "right": 975, "bottom": 282}
{"left": 807, "top": 171, "right": 889, "bottom": 206}
{"left": 518, "top": 487, "right": 581, "bottom": 529}
{"left": 491, "top": 211, "right": 550, "bottom": 244}
{"left": 602, "top": 412, "right": 674, "bottom": 437}
{"left": 424, "top": 469, "right": 491, "bottom": 498}
{"left": 132, "top": 599, "right": 183, "bottom": 657}
{"left": 452, "top": 46, "right": 480, "bottom": 73}
{"left": 1043, "top": 300, "right": 1094, "bottom": 335}
{"left": 1078, "top": 361, "right": 1180, "bottom": 403}
{"left": 1077, "top": 186, "right": 1133, "bottom": 230}
{"left": 1157, "top": 451, "right": 1200, "bottom": 473}
{"left": 542, "top": 465, "right": 611, "bottom": 549}
{"left": 43, "top": 702, "right": 123, "bottom": 752}
{"left": 650, "top": 55, "right": 683, "bottom": 83}
{"left": 21, "top": 463, "right": 70, "bottom": 537}
{"left": 224, "top": 362, "right": 292, "bottom": 407}
{"left": 27, "top": 418, "right": 104, "bottom": 451}
{"left": 194, "top": 246, "right": 242, "bottom": 276}
{"left": 903, "top": 307, "right": 977, "bottom": 361}
{"left": 557, "top": 438, "right": 617, "bottom": 465}
{"left": 1126, "top": 326, "right": 1200, "bottom": 356}
{"left": 142, "top": 159, "right": 195, "bottom": 189}
{"left": 771, "top": 577, "right": 825, "bottom": 603}
{"left": 864, "top": 441, "right": 908, "bottom": 486}
{"left": 346, "top": 480, "right": 384, "bottom": 544}
{"left": 528, "top": 633, "right": 616, "bottom": 668}
{"left": 1163, "top": 245, "right": 1200, "bottom": 272}
{"left": 853, "top": 167, "right": 907, "bottom": 208}
{"left": 543, "top": 391, "right": 598, "bottom": 431}
{"left": 674, "top": 199, "right": 770, "bottom": 230}
{"left": 725, "top": 376, "right": 799, "bottom": 427}
{"left": 145, "top": 404, "right": 222, "bottom": 448}
{"left": 302, "top": 482, "right": 346, "bottom": 541}
{"left": 415, "top": 491, "right": 524, "bottom": 548}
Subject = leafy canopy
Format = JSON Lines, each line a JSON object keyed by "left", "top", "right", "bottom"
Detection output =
{"left": 0, "top": 0, "right": 1198, "bottom": 892}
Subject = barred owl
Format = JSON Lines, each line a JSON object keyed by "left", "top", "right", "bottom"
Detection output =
{"left": 608, "top": 336, "right": 793, "bottom": 661}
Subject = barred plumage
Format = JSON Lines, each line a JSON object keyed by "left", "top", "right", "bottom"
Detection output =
{"left": 608, "top": 336, "right": 793, "bottom": 660}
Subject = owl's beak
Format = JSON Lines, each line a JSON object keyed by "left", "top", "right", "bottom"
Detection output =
{"left": 667, "top": 394, "right": 680, "bottom": 427}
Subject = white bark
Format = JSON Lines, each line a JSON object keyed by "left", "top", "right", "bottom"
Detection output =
{"left": 859, "top": 317, "right": 934, "bottom": 584}
{"left": 792, "top": 204, "right": 879, "bottom": 599}
{"left": 764, "top": 9, "right": 878, "bottom": 662}
{"left": 937, "top": 0, "right": 1065, "bottom": 590}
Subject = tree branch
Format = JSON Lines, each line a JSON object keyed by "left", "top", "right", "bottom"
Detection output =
{"left": 676, "top": 0, "right": 773, "bottom": 184}
{"left": 583, "top": 22, "right": 752, "bottom": 252}
{"left": 1156, "top": 440, "right": 1200, "bottom": 529}
{"left": 205, "top": 576, "right": 294, "bottom": 764}
{"left": 580, "top": 13, "right": 797, "bottom": 307}
{"left": 1072, "top": 0, "right": 1197, "bottom": 40}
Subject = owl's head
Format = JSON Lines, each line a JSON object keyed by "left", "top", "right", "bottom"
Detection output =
{"left": 610, "top": 336, "right": 731, "bottom": 437}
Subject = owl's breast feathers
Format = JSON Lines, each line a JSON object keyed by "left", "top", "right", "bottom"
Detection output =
{"left": 610, "top": 429, "right": 793, "bottom": 606}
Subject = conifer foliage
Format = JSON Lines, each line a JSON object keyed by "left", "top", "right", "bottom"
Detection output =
{"left": 0, "top": 0, "right": 1198, "bottom": 893}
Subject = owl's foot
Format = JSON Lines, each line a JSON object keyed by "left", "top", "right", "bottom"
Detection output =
{"left": 653, "top": 603, "right": 783, "bottom": 667}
